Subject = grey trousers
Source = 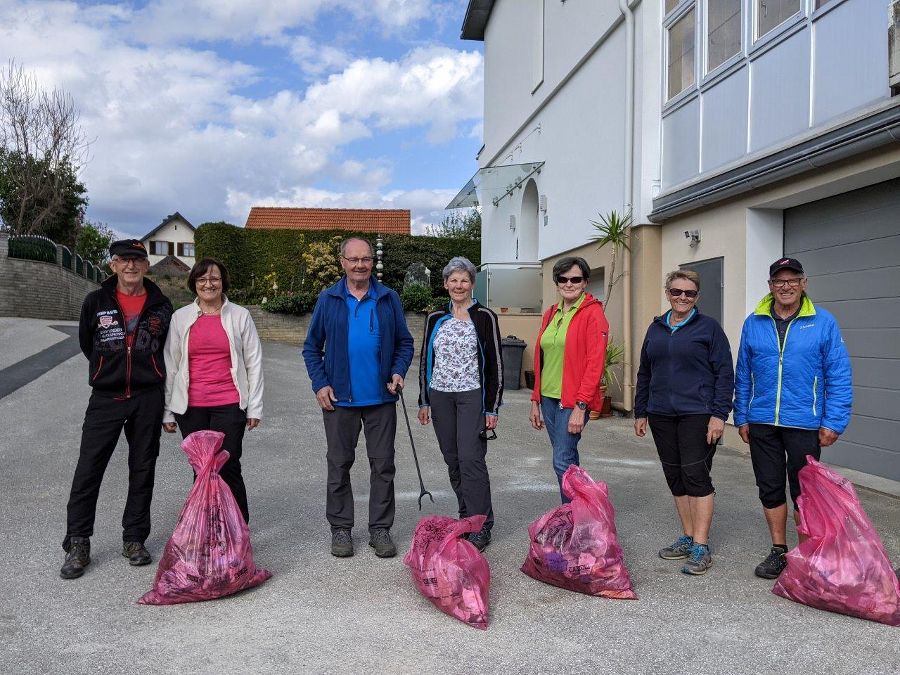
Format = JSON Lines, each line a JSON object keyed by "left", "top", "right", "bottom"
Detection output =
{"left": 429, "top": 388, "right": 493, "bottom": 531}
{"left": 322, "top": 402, "right": 396, "bottom": 532}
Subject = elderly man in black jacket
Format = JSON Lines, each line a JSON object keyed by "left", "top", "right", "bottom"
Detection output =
{"left": 60, "top": 239, "right": 173, "bottom": 579}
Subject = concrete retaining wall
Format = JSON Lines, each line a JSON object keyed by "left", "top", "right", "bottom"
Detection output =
{"left": 0, "top": 231, "right": 101, "bottom": 320}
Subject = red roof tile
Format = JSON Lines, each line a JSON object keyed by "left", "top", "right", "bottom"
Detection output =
{"left": 245, "top": 207, "right": 411, "bottom": 235}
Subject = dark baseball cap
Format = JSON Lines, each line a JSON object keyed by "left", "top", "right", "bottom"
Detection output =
{"left": 769, "top": 257, "right": 804, "bottom": 277}
{"left": 109, "top": 239, "right": 148, "bottom": 259}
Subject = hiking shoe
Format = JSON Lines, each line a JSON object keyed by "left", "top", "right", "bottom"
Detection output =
{"left": 368, "top": 528, "right": 397, "bottom": 558}
{"left": 659, "top": 535, "right": 694, "bottom": 560}
{"left": 331, "top": 529, "right": 354, "bottom": 557}
{"left": 681, "top": 544, "right": 712, "bottom": 575}
{"left": 467, "top": 528, "right": 492, "bottom": 553}
{"left": 123, "top": 541, "right": 152, "bottom": 566}
{"left": 754, "top": 546, "right": 788, "bottom": 579}
{"left": 60, "top": 537, "right": 91, "bottom": 579}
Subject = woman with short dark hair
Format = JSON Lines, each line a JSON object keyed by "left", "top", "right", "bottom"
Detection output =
{"left": 529, "top": 256, "right": 609, "bottom": 502}
{"left": 163, "top": 257, "right": 263, "bottom": 523}
{"left": 634, "top": 269, "right": 734, "bottom": 576}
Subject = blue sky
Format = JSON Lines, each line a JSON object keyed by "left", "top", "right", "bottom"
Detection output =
{"left": 0, "top": 0, "right": 483, "bottom": 236}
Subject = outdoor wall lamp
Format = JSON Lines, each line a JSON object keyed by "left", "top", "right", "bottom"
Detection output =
{"left": 684, "top": 229, "right": 701, "bottom": 247}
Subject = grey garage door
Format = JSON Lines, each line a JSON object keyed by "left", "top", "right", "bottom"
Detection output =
{"left": 784, "top": 177, "right": 900, "bottom": 481}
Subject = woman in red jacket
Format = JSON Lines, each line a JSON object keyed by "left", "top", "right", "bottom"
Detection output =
{"left": 529, "top": 256, "right": 609, "bottom": 502}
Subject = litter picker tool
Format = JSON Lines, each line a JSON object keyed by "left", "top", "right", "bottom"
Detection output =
{"left": 397, "top": 385, "right": 434, "bottom": 510}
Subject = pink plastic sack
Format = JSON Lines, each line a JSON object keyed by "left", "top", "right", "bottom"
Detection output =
{"left": 139, "top": 430, "right": 271, "bottom": 605}
{"left": 521, "top": 465, "right": 636, "bottom": 599}
{"left": 772, "top": 456, "right": 900, "bottom": 626}
{"left": 403, "top": 515, "right": 490, "bottom": 630}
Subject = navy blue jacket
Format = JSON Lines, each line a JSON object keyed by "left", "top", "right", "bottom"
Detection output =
{"left": 302, "top": 277, "right": 414, "bottom": 405}
{"left": 634, "top": 310, "right": 734, "bottom": 420}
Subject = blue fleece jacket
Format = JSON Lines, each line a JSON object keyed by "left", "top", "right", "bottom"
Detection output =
{"left": 734, "top": 294, "right": 852, "bottom": 432}
{"left": 302, "top": 277, "right": 414, "bottom": 404}
{"left": 634, "top": 310, "right": 734, "bottom": 420}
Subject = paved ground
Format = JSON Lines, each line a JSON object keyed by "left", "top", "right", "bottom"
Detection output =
{"left": 1, "top": 319, "right": 898, "bottom": 674}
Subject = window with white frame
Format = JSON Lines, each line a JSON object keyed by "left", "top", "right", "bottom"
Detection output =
{"left": 756, "top": 0, "right": 800, "bottom": 40}
{"left": 665, "top": 0, "right": 681, "bottom": 13}
{"left": 667, "top": 8, "right": 696, "bottom": 100}
{"left": 707, "top": 0, "right": 741, "bottom": 72}
{"left": 151, "top": 240, "right": 168, "bottom": 256}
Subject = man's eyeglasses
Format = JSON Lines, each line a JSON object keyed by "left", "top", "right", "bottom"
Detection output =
{"left": 667, "top": 288, "right": 698, "bottom": 298}
{"left": 479, "top": 429, "right": 497, "bottom": 440}
{"left": 768, "top": 278, "right": 804, "bottom": 289}
{"left": 342, "top": 256, "right": 374, "bottom": 265}
{"left": 557, "top": 275, "right": 584, "bottom": 285}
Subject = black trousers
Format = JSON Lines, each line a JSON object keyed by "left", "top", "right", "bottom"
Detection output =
{"left": 429, "top": 388, "right": 493, "bottom": 530}
{"left": 175, "top": 404, "right": 249, "bottom": 523}
{"left": 648, "top": 414, "right": 716, "bottom": 498}
{"left": 64, "top": 387, "right": 164, "bottom": 550}
{"left": 322, "top": 403, "right": 396, "bottom": 533}
{"left": 749, "top": 424, "right": 820, "bottom": 510}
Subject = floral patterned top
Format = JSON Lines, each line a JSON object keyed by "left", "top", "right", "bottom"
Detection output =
{"left": 430, "top": 318, "right": 480, "bottom": 392}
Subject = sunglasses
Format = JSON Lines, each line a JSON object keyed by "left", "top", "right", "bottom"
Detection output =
{"left": 667, "top": 288, "right": 698, "bottom": 298}
{"left": 479, "top": 429, "right": 497, "bottom": 441}
{"left": 557, "top": 275, "right": 584, "bottom": 285}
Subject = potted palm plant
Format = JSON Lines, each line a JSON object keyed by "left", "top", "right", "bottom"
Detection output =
{"left": 589, "top": 209, "right": 632, "bottom": 419}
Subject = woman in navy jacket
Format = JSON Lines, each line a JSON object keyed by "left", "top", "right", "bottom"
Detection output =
{"left": 634, "top": 270, "right": 734, "bottom": 576}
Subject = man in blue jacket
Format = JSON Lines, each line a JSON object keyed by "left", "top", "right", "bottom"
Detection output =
{"left": 302, "top": 237, "right": 414, "bottom": 559}
{"left": 734, "top": 257, "right": 852, "bottom": 579}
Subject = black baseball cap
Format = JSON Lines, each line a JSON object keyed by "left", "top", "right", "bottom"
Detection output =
{"left": 769, "top": 257, "right": 804, "bottom": 277}
{"left": 109, "top": 239, "right": 148, "bottom": 259}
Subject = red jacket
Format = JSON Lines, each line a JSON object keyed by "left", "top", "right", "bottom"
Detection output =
{"left": 531, "top": 294, "right": 609, "bottom": 411}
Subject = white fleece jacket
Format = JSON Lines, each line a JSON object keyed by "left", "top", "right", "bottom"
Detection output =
{"left": 163, "top": 297, "right": 264, "bottom": 424}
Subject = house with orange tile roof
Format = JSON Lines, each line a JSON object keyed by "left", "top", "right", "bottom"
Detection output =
{"left": 244, "top": 207, "right": 411, "bottom": 235}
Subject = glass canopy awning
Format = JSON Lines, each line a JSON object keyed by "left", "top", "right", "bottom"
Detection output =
{"left": 445, "top": 161, "right": 545, "bottom": 209}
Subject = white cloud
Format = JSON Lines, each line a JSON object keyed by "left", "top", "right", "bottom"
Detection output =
{"left": 0, "top": 1, "right": 483, "bottom": 237}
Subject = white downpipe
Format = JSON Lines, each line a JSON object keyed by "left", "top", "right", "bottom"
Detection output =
{"left": 618, "top": 0, "right": 639, "bottom": 411}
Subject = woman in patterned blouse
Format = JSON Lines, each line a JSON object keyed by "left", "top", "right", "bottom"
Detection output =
{"left": 418, "top": 257, "right": 503, "bottom": 551}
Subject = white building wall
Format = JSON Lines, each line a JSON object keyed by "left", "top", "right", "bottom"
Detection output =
{"left": 143, "top": 219, "right": 195, "bottom": 266}
{"left": 480, "top": 0, "right": 662, "bottom": 263}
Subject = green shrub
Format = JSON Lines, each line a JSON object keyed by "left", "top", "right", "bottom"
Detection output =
{"left": 427, "top": 294, "right": 450, "bottom": 313}
{"left": 401, "top": 283, "right": 432, "bottom": 313}
{"left": 194, "top": 222, "right": 480, "bottom": 298}
{"left": 261, "top": 291, "right": 319, "bottom": 315}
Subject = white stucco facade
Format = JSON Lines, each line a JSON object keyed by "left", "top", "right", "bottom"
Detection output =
{"left": 141, "top": 213, "right": 196, "bottom": 266}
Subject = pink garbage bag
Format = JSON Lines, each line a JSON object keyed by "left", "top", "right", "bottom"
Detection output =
{"left": 521, "top": 465, "right": 636, "bottom": 599}
{"left": 773, "top": 456, "right": 900, "bottom": 626}
{"left": 139, "top": 430, "right": 271, "bottom": 605}
{"left": 403, "top": 515, "right": 490, "bottom": 630}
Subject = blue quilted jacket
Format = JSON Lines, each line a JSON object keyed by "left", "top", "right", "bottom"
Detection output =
{"left": 734, "top": 294, "right": 852, "bottom": 432}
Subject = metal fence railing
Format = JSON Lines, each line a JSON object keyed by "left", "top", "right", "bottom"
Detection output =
{"left": 61, "top": 246, "right": 72, "bottom": 269}
{"left": 8, "top": 234, "right": 57, "bottom": 264}
{"left": 75, "top": 254, "right": 84, "bottom": 276}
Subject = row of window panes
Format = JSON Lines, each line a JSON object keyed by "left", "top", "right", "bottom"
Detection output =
{"left": 666, "top": 0, "right": 834, "bottom": 102}
{"left": 150, "top": 240, "right": 195, "bottom": 257}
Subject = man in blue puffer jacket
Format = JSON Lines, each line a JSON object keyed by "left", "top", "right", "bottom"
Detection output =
{"left": 734, "top": 257, "right": 852, "bottom": 580}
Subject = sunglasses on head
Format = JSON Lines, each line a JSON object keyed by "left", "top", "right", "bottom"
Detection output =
{"left": 667, "top": 288, "right": 698, "bottom": 298}
{"left": 557, "top": 275, "right": 584, "bottom": 285}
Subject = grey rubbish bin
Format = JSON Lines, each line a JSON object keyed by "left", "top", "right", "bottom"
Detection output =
{"left": 501, "top": 336, "right": 527, "bottom": 390}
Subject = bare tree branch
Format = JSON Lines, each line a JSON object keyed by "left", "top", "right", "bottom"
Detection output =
{"left": 0, "top": 60, "right": 89, "bottom": 236}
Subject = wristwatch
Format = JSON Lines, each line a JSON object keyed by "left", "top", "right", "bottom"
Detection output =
{"left": 575, "top": 401, "right": 588, "bottom": 411}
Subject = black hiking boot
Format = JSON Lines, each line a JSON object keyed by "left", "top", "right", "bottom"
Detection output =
{"left": 60, "top": 537, "right": 91, "bottom": 579}
{"left": 368, "top": 528, "right": 397, "bottom": 558}
{"left": 331, "top": 529, "right": 354, "bottom": 557}
{"left": 123, "top": 541, "right": 152, "bottom": 566}
{"left": 754, "top": 545, "right": 788, "bottom": 579}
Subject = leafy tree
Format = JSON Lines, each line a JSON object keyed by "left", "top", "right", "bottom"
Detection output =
{"left": 301, "top": 236, "right": 343, "bottom": 292}
{"left": 75, "top": 221, "right": 115, "bottom": 266}
{"left": 425, "top": 207, "right": 481, "bottom": 241}
{"left": 0, "top": 62, "right": 89, "bottom": 246}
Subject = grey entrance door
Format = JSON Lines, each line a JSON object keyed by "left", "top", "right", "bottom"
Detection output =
{"left": 784, "top": 177, "right": 900, "bottom": 481}
{"left": 680, "top": 257, "right": 723, "bottom": 328}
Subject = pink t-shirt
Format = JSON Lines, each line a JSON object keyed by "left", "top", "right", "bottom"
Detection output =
{"left": 187, "top": 315, "right": 239, "bottom": 407}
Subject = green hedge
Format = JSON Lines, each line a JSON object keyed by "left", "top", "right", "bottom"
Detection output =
{"left": 194, "top": 222, "right": 480, "bottom": 298}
